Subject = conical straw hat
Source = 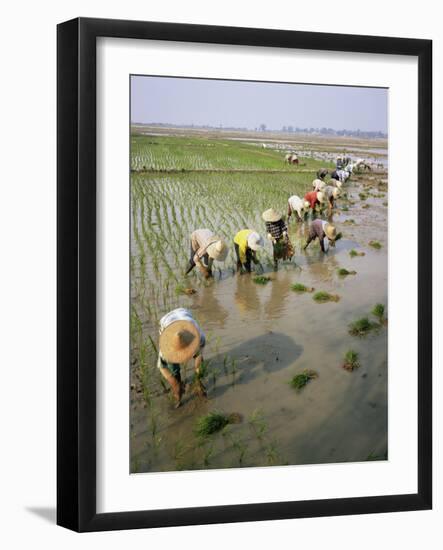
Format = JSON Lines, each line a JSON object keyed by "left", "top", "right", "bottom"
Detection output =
{"left": 207, "top": 238, "right": 228, "bottom": 261}
{"left": 159, "top": 320, "right": 201, "bottom": 363}
{"left": 262, "top": 208, "right": 282, "bottom": 222}
{"left": 324, "top": 223, "right": 336, "bottom": 241}
{"left": 247, "top": 232, "right": 264, "bottom": 251}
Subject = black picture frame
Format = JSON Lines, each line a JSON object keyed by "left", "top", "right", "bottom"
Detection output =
{"left": 57, "top": 17, "right": 432, "bottom": 532}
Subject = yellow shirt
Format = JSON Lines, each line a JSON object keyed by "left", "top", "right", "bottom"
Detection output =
{"left": 234, "top": 229, "right": 253, "bottom": 263}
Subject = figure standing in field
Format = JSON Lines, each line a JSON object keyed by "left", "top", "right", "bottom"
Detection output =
{"left": 233, "top": 229, "right": 264, "bottom": 273}
{"left": 185, "top": 228, "right": 228, "bottom": 279}
{"left": 262, "top": 208, "right": 294, "bottom": 269}
{"left": 287, "top": 195, "right": 310, "bottom": 221}
{"left": 285, "top": 153, "right": 299, "bottom": 165}
{"left": 157, "top": 307, "right": 207, "bottom": 408}
{"left": 304, "top": 219, "right": 337, "bottom": 253}
{"left": 304, "top": 190, "right": 325, "bottom": 214}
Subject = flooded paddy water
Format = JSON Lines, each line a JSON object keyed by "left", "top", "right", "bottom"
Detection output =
{"left": 130, "top": 133, "right": 388, "bottom": 473}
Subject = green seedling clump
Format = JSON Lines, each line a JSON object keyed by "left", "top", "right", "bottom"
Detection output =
{"left": 372, "top": 303, "right": 386, "bottom": 323}
{"left": 335, "top": 232, "right": 343, "bottom": 241}
{"left": 289, "top": 370, "right": 318, "bottom": 391}
{"left": 343, "top": 219, "right": 356, "bottom": 225}
{"left": 253, "top": 275, "right": 272, "bottom": 285}
{"left": 349, "top": 249, "right": 365, "bottom": 258}
{"left": 369, "top": 240, "right": 382, "bottom": 249}
{"left": 337, "top": 268, "right": 357, "bottom": 276}
{"left": 359, "top": 193, "right": 368, "bottom": 200}
{"left": 195, "top": 411, "right": 230, "bottom": 438}
{"left": 291, "top": 283, "right": 314, "bottom": 293}
{"left": 362, "top": 203, "right": 370, "bottom": 209}
{"left": 313, "top": 291, "right": 340, "bottom": 303}
{"left": 343, "top": 349, "right": 360, "bottom": 372}
{"left": 175, "top": 284, "right": 197, "bottom": 296}
{"left": 348, "top": 317, "right": 377, "bottom": 336}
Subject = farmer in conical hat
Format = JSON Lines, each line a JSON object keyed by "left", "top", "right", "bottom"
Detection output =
{"left": 303, "top": 219, "right": 337, "bottom": 253}
{"left": 287, "top": 195, "right": 310, "bottom": 221}
{"left": 157, "top": 308, "right": 206, "bottom": 408}
{"left": 185, "top": 228, "right": 228, "bottom": 279}
{"left": 233, "top": 229, "right": 264, "bottom": 273}
{"left": 317, "top": 168, "right": 329, "bottom": 180}
{"left": 312, "top": 178, "right": 326, "bottom": 192}
{"left": 323, "top": 184, "right": 340, "bottom": 213}
{"left": 262, "top": 208, "right": 293, "bottom": 269}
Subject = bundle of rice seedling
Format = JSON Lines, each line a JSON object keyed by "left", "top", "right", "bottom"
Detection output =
{"left": 291, "top": 283, "right": 314, "bottom": 293}
{"left": 337, "top": 268, "right": 357, "bottom": 276}
{"left": 369, "top": 240, "right": 382, "bottom": 249}
{"left": 313, "top": 291, "right": 340, "bottom": 303}
{"left": 349, "top": 249, "right": 365, "bottom": 258}
{"left": 343, "top": 349, "right": 360, "bottom": 372}
{"left": 253, "top": 275, "right": 272, "bottom": 285}
{"left": 348, "top": 317, "right": 377, "bottom": 336}
{"left": 372, "top": 303, "right": 386, "bottom": 324}
{"left": 289, "top": 370, "right": 318, "bottom": 391}
{"left": 195, "top": 411, "right": 230, "bottom": 438}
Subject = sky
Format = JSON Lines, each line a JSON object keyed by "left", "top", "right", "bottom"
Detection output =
{"left": 131, "top": 75, "right": 387, "bottom": 133}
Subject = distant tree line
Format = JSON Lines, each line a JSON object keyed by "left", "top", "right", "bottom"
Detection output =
{"left": 132, "top": 121, "right": 386, "bottom": 139}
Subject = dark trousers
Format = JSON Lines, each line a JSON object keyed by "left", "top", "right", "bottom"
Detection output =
{"left": 188, "top": 243, "right": 209, "bottom": 270}
{"left": 234, "top": 243, "right": 253, "bottom": 272}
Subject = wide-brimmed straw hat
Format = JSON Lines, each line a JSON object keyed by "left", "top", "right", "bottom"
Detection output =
{"left": 324, "top": 223, "right": 337, "bottom": 241}
{"left": 247, "top": 231, "right": 264, "bottom": 251}
{"left": 207, "top": 238, "right": 228, "bottom": 261}
{"left": 159, "top": 320, "right": 200, "bottom": 363}
{"left": 262, "top": 208, "right": 282, "bottom": 222}
{"left": 312, "top": 178, "right": 325, "bottom": 190}
{"left": 317, "top": 168, "right": 329, "bottom": 179}
{"left": 317, "top": 191, "right": 325, "bottom": 203}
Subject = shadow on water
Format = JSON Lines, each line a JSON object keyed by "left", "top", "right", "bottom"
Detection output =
{"left": 210, "top": 331, "right": 303, "bottom": 397}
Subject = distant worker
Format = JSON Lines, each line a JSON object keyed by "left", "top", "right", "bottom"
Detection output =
{"left": 285, "top": 153, "right": 299, "bottom": 165}
{"left": 157, "top": 308, "right": 206, "bottom": 408}
{"left": 262, "top": 208, "right": 293, "bottom": 269}
{"left": 304, "top": 190, "right": 325, "bottom": 211}
{"left": 233, "top": 229, "right": 264, "bottom": 272}
{"left": 185, "top": 229, "right": 228, "bottom": 279}
{"left": 304, "top": 219, "right": 337, "bottom": 253}
{"left": 317, "top": 168, "right": 329, "bottom": 180}
{"left": 287, "top": 195, "right": 310, "bottom": 221}
{"left": 331, "top": 169, "right": 350, "bottom": 184}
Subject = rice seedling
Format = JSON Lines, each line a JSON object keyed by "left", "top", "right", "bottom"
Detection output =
{"left": 348, "top": 317, "right": 378, "bottom": 336}
{"left": 335, "top": 232, "right": 343, "bottom": 241}
{"left": 337, "top": 268, "right": 357, "bottom": 276}
{"left": 343, "top": 219, "right": 356, "bottom": 225}
{"left": 313, "top": 291, "right": 340, "bottom": 303}
{"left": 341, "top": 205, "right": 349, "bottom": 211}
{"left": 362, "top": 203, "right": 370, "bottom": 209}
{"left": 342, "top": 349, "right": 360, "bottom": 372}
{"left": 372, "top": 303, "right": 386, "bottom": 324}
{"left": 289, "top": 369, "right": 318, "bottom": 391}
{"left": 253, "top": 275, "right": 272, "bottom": 285}
{"left": 383, "top": 201, "right": 388, "bottom": 206}
{"left": 359, "top": 192, "right": 368, "bottom": 200}
{"left": 248, "top": 409, "right": 268, "bottom": 442}
{"left": 369, "top": 240, "right": 382, "bottom": 249}
{"left": 195, "top": 411, "right": 242, "bottom": 438}
{"left": 291, "top": 282, "right": 314, "bottom": 293}
{"left": 349, "top": 249, "right": 365, "bottom": 258}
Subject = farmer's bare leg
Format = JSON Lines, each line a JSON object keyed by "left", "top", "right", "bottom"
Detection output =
{"left": 234, "top": 243, "right": 242, "bottom": 272}
{"left": 159, "top": 367, "right": 184, "bottom": 407}
{"left": 287, "top": 203, "right": 292, "bottom": 220}
{"left": 193, "top": 354, "right": 207, "bottom": 397}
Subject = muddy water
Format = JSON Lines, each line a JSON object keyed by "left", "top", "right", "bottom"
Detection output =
{"left": 131, "top": 178, "right": 388, "bottom": 473}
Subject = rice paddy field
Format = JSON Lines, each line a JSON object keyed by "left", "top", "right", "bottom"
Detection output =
{"left": 130, "top": 128, "right": 388, "bottom": 474}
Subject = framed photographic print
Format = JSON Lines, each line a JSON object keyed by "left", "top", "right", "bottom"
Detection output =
{"left": 57, "top": 17, "right": 432, "bottom": 532}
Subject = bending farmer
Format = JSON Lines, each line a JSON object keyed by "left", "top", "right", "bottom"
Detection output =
{"left": 262, "top": 208, "right": 293, "bottom": 269}
{"left": 185, "top": 228, "right": 228, "bottom": 278}
{"left": 157, "top": 307, "right": 206, "bottom": 408}
{"left": 234, "top": 229, "right": 264, "bottom": 272}
{"left": 304, "top": 219, "right": 337, "bottom": 253}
